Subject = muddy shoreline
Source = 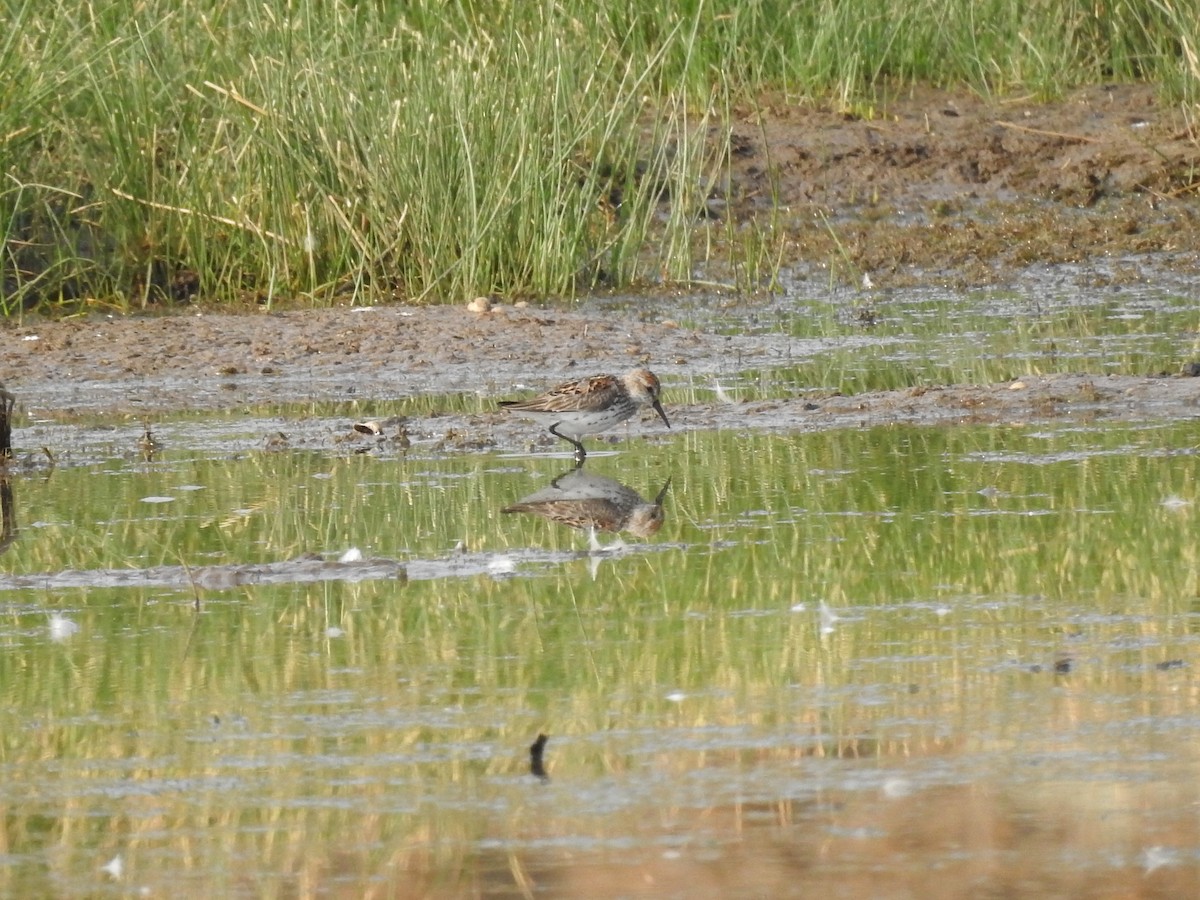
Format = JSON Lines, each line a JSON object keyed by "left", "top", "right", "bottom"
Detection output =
{"left": 1, "top": 296, "right": 1196, "bottom": 461}
{"left": 1, "top": 282, "right": 1198, "bottom": 459}
{"left": 2, "top": 85, "right": 1198, "bottom": 445}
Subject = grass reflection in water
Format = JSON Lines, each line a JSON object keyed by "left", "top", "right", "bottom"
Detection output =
{"left": 0, "top": 420, "right": 1197, "bottom": 895}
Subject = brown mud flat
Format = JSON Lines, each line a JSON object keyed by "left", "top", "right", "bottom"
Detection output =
{"left": 1, "top": 299, "right": 1196, "bottom": 458}
{"left": 722, "top": 83, "right": 1200, "bottom": 285}
{"left": 1, "top": 86, "right": 1198, "bottom": 441}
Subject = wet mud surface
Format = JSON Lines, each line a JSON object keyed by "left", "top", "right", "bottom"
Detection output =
{"left": 2, "top": 300, "right": 1196, "bottom": 462}
{"left": 2, "top": 86, "right": 1198, "bottom": 447}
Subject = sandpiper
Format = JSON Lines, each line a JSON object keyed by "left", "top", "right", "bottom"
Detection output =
{"left": 499, "top": 368, "right": 670, "bottom": 461}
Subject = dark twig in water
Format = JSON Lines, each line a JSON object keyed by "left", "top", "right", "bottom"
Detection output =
{"left": 0, "top": 388, "right": 19, "bottom": 557}
{"left": 530, "top": 733, "right": 549, "bottom": 781}
{"left": 0, "top": 477, "right": 15, "bottom": 557}
{"left": 0, "top": 387, "right": 13, "bottom": 460}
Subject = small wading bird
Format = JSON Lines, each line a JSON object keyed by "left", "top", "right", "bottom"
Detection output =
{"left": 498, "top": 368, "right": 670, "bottom": 462}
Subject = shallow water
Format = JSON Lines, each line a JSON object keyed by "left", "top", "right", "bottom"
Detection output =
{"left": 2, "top": 414, "right": 1199, "bottom": 896}
{"left": 663, "top": 271, "right": 1200, "bottom": 398}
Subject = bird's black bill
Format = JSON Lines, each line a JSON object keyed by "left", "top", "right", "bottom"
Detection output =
{"left": 651, "top": 398, "right": 670, "bottom": 429}
{"left": 654, "top": 477, "right": 673, "bottom": 505}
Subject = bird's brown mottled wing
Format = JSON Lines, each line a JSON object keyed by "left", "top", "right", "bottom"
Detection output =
{"left": 499, "top": 375, "right": 619, "bottom": 413}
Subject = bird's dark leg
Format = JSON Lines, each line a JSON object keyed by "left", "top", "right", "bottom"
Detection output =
{"left": 549, "top": 423, "right": 587, "bottom": 463}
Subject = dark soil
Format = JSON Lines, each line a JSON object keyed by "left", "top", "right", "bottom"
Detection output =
{"left": 722, "top": 83, "right": 1200, "bottom": 286}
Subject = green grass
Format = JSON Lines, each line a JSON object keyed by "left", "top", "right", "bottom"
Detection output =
{"left": 2, "top": 0, "right": 1199, "bottom": 312}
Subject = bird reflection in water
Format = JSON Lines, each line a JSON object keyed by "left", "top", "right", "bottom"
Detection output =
{"left": 502, "top": 468, "right": 671, "bottom": 548}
